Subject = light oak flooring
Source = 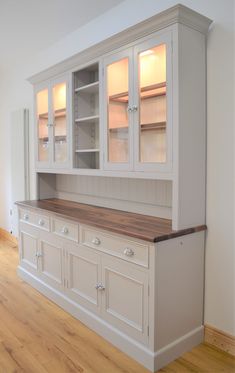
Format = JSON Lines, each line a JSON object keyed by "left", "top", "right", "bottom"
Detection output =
{"left": 0, "top": 238, "right": 234, "bottom": 373}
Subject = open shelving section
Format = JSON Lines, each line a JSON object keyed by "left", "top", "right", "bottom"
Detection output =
{"left": 73, "top": 63, "right": 100, "bottom": 169}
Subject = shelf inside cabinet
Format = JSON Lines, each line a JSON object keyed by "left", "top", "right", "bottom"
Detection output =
{"left": 109, "top": 82, "right": 166, "bottom": 103}
{"left": 74, "top": 63, "right": 99, "bottom": 90}
{"left": 75, "top": 149, "right": 99, "bottom": 153}
{"left": 141, "top": 122, "right": 166, "bottom": 131}
{"left": 39, "top": 108, "right": 66, "bottom": 120}
{"left": 75, "top": 81, "right": 99, "bottom": 94}
{"left": 109, "top": 122, "right": 166, "bottom": 132}
{"left": 75, "top": 115, "right": 99, "bottom": 124}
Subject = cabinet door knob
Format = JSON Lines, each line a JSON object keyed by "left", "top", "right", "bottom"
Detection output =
{"left": 92, "top": 237, "right": 101, "bottom": 246}
{"left": 35, "top": 253, "right": 43, "bottom": 258}
{"left": 133, "top": 105, "right": 138, "bottom": 112}
{"left": 95, "top": 283, "right": 105, "bottom": 291}
{"left": 38, "top": 219, "right": 44, "bottom": 226}
{"left": 61, "top": 226, "right": 69, "bottom": 234}
{"left": 127, "top": 106, "right": 132, "bottom": 113}
{"left": 124, "top": 247, "right": 134, "bottom": 257}
{"left": 23, "top": 214, "right": 29, "bottom": 221}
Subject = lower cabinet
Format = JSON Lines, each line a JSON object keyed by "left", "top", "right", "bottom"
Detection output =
{"left": 19, "top": 223, "right": 39, "bottom": 276}
{"left": 18, "top": 211, "right": 205, "bottom": 372}
{"left": 39, "top": 231, "right": 64, "bottom": 292}
{"left": 65, "top": 242, "right": 102, "bottom": 315}
{"left": 19, "top": 224, "right": 149, "bottom": 345}
{"left": 20, "top": 224, "right": 64, "bottom": 292}
{"left": 64, "top": 241, "right": 149, "bottom": 345}
{"left": 102, "top": 255, "right": 149, "bottom": 345}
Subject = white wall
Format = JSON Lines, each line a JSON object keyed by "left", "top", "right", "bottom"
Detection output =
{"left": 0, "top": 0, "right": 234, "bottom": 336}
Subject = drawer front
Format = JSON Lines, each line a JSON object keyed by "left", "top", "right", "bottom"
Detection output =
{"left": 51, "top": 217, "right": 79, "bottom": 242}
{"left": 19, "top": 209, "right": 50, "bottom": 231}
{"left": 81, "top": 226, "right": 149, "bottom": 268}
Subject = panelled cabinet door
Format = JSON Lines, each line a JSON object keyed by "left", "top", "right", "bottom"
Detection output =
{"left": 103, "top": 49, "right": 134, "bottom": 171}
{"left": 101, "top": 255, "right": 149, "bottom": 345}
{"left": 38, "top": 231, "right": 64, "bottom": 292}
{"left": 133, "top": 32, "right": 172, "bottom": 172}
{"left": 19, "top": 224, "right": 39, "bottom": 276}
{"left": 65, "top": 243, "right": 102, "bottom": 315}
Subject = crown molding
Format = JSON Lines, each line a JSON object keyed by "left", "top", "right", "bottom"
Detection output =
{"left": 28, "top": 4, "right": 212, "bottom": 85}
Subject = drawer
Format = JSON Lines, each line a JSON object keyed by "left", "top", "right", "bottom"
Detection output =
{"left": 81, "top": 226, "right": 149, "bottom": 268}
{"left": 51, "top": 217, "right": 79, "bottom": 242}
{"left": 19, "top": 209, "right": 50, "bottom": 231}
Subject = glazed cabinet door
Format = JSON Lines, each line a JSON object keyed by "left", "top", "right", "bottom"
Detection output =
{"left": 35, "top": 83, "right": 51, "bottom": 168}
{"left": 35, "top": 75, "right": 70, "bottom": 169}
{"left": 51, "top": 76, "right": 70, "bottom": 168}
{"left": 65, "top": 243, "right": 102, "bottom": 315}
{"left": 101, "top": 255, "right": 149, "bottom": 345}
{"left": 19, "top": 223, "right": 39, "bottom": 276}
{"left": 133, "top": 32, "right": 172, "bottom": 172}
{"left": 38, "top": 231, "right": 64, "bottom": 292}
{"left": 103, "top": 49, "right": 134, "bottom": 171}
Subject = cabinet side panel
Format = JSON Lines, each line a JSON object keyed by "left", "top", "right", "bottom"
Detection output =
{"left": 172, "top": 24, "right": 206, "bottom": 229}
{"left": 155, "top": 231, "right": 204, "bottom": 350}
{"left": 37, "top": 173, "right": 57, "bottom": 199}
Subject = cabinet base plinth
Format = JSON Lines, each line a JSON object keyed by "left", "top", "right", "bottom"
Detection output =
{"left": 18, "top": 266, "right": 204, "bottom": 372}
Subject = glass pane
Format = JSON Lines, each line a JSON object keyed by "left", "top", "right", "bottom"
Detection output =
{"left": 53, "top": 82, "right": 67, "bottom": 163}
{"left": 139, "top": 44, "right": 167, "bottom": 163}
{"left": 107, "top": 58, "right": 129, "bottom": 163}
{"left": 37, "top": 89, "right": 49, "bottom": 162}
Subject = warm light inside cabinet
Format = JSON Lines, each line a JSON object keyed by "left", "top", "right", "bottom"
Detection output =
{"left": 139, "top": 43, "right": 167, "bottom": 164}
{"left": 37, "top": 89, "right": 48, "bottom": 116}
{"left": 53, "top": 82, "right": 67, "bottom": 163}
{"left": 37, "top": 88, "right": 49, "bottom": 162}
{"left": 139, "top": 44, "right": 166, "bottom": 88}
{"left": 107, "top": 58, "right": 129, "bottom": 163}
{"left": 53, "top": 82, "right": 66, "bottom": 111}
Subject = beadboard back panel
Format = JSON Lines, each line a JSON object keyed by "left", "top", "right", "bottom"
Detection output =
{"left": 55, "top": 175, "right": 172, "bottom": 218}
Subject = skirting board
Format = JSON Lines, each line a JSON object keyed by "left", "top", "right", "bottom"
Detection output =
{"left": 205, "top": 324, "right": 235, "bottom": 357}
{"left": 18, "top": 266, "right": 204, "bottom": 372}
{"left": 0, "top": 228, "right": 18, "bottom": 244}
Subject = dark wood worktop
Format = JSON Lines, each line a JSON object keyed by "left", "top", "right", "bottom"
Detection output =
{"left": 16, "top": 198, "right": 206, "bottom": 243}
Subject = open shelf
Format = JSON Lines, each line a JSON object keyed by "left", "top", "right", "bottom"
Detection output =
{"left": 75, "top": 81, "right": 99, "bottom": 94}
{"left": 75, "top": 115, "right": 99, "bottom": 124}
{"left": 73, "top": 62, "right": 100, "bottom": 170}
{"left": 74, "top": 63, "right": 99, "bottom": 90}
{"left": 75, "top": 149, "right": 99, "bottom": 153}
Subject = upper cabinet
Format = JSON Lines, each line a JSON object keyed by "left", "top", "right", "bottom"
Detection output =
{"left": 35, "top": 75, "right": 70, "bottom": 169}
{"left": 103, "top": 32, "right": 172, "bottom": 172}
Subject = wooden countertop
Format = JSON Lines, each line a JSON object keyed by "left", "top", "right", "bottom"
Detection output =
{"left": 16, "top": 198, "right": 206, "bottom": 243}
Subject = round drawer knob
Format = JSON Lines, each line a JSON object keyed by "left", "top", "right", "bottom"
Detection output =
{"left": 95, "top": 283, "right": 105, "bottom": 291}
{"left": 38, "top": 219, "right": 44, "bottom": 226}
{"left": 24, "top": 214, "right": 29, "bottom": 221}
{"left": 124, "top": 247, "right": 134, "bottom": 257}
{"left": 92, "top": 237, "right": 101, "bottom": 246}
{"left": 61, "top": 227, "right": 69, "bottom": 234}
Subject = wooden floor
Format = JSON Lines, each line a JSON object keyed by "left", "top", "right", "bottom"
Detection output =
{"left": 0, "top": 238, "right": 234, "bottom": 373}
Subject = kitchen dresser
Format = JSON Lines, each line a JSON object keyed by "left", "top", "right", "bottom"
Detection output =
{"left": 16, "top": 4, "right": 212, "bottom": 372}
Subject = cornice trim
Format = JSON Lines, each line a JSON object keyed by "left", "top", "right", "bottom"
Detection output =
{"left": 28, "top": 4, "right": 212, "bottom": 85}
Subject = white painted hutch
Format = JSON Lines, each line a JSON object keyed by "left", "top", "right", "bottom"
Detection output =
{"left": 16, "top": 5, "right": 212, "bottom": 372}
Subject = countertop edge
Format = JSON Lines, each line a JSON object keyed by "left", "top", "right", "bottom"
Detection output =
{"left": 15, "top": 200, "right": 207, "bottom": 243}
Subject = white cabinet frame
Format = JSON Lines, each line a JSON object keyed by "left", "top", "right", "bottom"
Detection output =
{"left": 34, "top": 74, "right": 71, "bottom": 170}
{"left": 133, "top": 32, "right": 173, "bottom": 172}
